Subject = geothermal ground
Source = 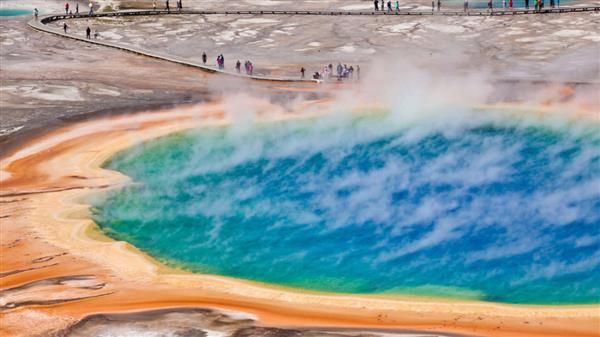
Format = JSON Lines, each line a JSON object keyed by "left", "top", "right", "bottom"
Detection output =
{"left": 1, "top": 0, "right": 599, "bottom": 337}
{"left": 2, "top": 0, "right": 599, "bottom": 147}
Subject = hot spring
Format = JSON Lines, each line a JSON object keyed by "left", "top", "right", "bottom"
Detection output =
{"left": 92, "top": 109, "right": 600, "bottom": 305}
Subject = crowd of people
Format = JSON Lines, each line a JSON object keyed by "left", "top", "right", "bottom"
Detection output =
{"left": 235, "top": 60, "right": 254, "bottom": 75}
{"left": 199, "top": 52, "right": 361, "bottom": 82}
{"left": 374, "top": 0, "right": 401, "bottom": 12}
{"left": 62, "top": 2, "right": 94, "bottom": 16}
{"left": 370, "top": 0, "right": 560, "bottom": 12}
{"left": 311, "top": 63, "right": 360, "bottom": 81}
{"left": 202, "top": 53, "right": 255, "bottom": 76}
{"left": 163, "top": 0, "right": 184, "bottom": 13}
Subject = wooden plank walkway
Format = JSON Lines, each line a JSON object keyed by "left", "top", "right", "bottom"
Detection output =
{"left": 28, "top": 7, "right": 600, "bottom": 83}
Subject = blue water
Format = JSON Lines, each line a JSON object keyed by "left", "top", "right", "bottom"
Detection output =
{"left": 93, "top": 110, "right": 600, "bottom": 304}
{"left": 0, "top": 8, "right": 33, "bottom": 16}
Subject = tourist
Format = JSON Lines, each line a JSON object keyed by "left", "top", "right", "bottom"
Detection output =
{"left": 86, "top": 26, "right": 91, "bottom": 39}
{"left": 202, "top": 51, "right": 207, "bottom": 64}
{"left": 243, "top": 61, "right": 253, "bottom": 75}
{"left": 153, "top": 1, "right": 157, "bottom": 10}
{"left": 502, "top": 0, "right": 506, "bottom": 8}
{"left": 535, "top": 0, "right": 539, "bottom": 11}
{"left": 65, "top": 2, "right": 69, "bottom": 15}
{"left": 248, "top": 61, "right": 253, "bottom": 75}
{"left": 300, "top": 67, "right": 305, "bottom": 79}
{"left": 488, "top": 0, "right": 493, "bottom": 12}
{"left": 395, "top": 1, "right": 400, "bottom": 12}
{"left": 236, "top": 60, "right": 241, "bottom": 73}
{"left": 374, "top": 0, "right": 379, "bottom": 11}
{"left": 525, "top": 0, "right": 529, "bottom": 9}
{"left": 541, "top": 0, "right": 544, "bottom": 9}
{"left": 557, "top": 0, "right": 560, "bottom": 7}
{"left": 63, "top": 22, "right": 68, "bottom": 33}
{"left": 336, "top": 63, "right": 343, "bottom": 77}
{"left": 166, "top": 0, "right": 170, "bottom": 13}
{"left": 380, "top": 0, "right": 384, "bottom": 11}
{"left": 356, "top": 65, "right": 360, "bottom": 80}
{"left": 437, "top": 0, "right": 441, "bottom": 11}
{"left": 509, "top": 0, "right": 513, "bottom": 9}
{"left": 387, "top": 1, "right": 392, "bottom": 13}
{"left": 431, "top": 0, "right": 434, "bottom": 12}
{"left": 34, "top": 8, "right": 38, "bottom": 20}
{"left": 89, "top": 1, "right": 94, "bottom": 15}
{"left": 550, "top": 0, "right": 554, "bottom": 7}
{"left": 75, "top": 3, "right": 79, "bottom": 14}
{"left": 218, "top": 54, "right": 225, "bottom": 69}
{"left": 313, "top": 71, "right": 320, "bottom": 80}
{"left": 94, "top": 30, "right": 99, "bottom": 39}
{"left": 349, "top": 65, "right": 354, "bottom": 78}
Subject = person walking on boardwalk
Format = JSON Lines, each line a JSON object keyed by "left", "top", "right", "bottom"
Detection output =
{"left": 525, "top": 0, "right": 529, "bottom": 9}
{"left": 502, "top": 0, "right": 506, "bottom": 8}
{"left": 34, "top": 8, "right": 38, "bottom": 20}
{"left": 464, "top": 0, "right": 468, "bottom": 12}
{"left": 395, "top": 1, "right": 400, "bottom": 12}
{"left": 75, "top": 3, "right": 79, "bottom": 14}
{"left": 437, "top": 0, "right": 441, "bottom": 11}
{"left": 202, "top": 51, "right": 207, "bottom": 64}
{"left": 387, "top": 1, "right": 392, "bottom": 12}
{"left": 300, "top": 67, "right": 305, "bottom": 79}
{"left": 374, "top": 0, "right": 379, "bottom": 11}
{"left": 86, "top": 26, "right": 91, "bottom": 39}
{"left": 487, "top": 0, "right": 493, "bottom": 12}
{"left": 356, "top": 65, "right": 360, "bottom": 80}
{"left": 65, "top": 2, "right": 69, "bottom": 14}
{"left": 380, "top": 0, "right": 384, "bottom": 11}
{"left": 165, "top": 0, "right": 170, "bottom": 13}
{"left": 153, "top": 1, "right": 156, "bottom": 10}
{"left": 89, "top": 1, "right": 94, "bottom": 15}
{"left": 219, "top": 54, "right": 225, "bottom": 69}
{"left": 63, "top": 22, "right": 68, "bottom": 33}
{"left": 509, "top": 0, "right": 513, "bottom": 9}
{"left": 431, "top": 1, "right": 434, "bottom": 12}
{"left": 236, "top": 60, "right": 241, "bottom": 73}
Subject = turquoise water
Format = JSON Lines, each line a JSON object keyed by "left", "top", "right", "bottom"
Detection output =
{"left": 0, "top": 8, "right": 32, "bottom": 16}
{"left": 93, "top": 110, "right": 600, "bottom": 304}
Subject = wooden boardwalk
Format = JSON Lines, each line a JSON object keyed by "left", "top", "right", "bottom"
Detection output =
{"left": 28, "top": 7, "right": 600, "bottom": 83}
